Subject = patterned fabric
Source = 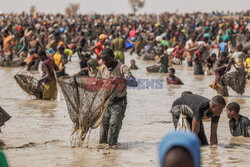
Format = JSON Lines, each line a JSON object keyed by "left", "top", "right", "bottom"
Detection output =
{"left": 167, "top": 76, "right": 183, "bottom": 85}
{"left": 3, "top": 35, "right": 14, "bottom": 56}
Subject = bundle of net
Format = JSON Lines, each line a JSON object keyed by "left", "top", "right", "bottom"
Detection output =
{"left": 14, "top": 74, "right": 44, "bottom": 99}
{"left": 221, "top": 69, "right": 247, "bottom": 95}
{"left": 57, "top": 76, "right": 117, "bottom": 147}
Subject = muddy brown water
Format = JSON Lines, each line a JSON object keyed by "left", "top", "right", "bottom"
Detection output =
{"left": 0, "top": 53, "right": 249, "bottom": 167}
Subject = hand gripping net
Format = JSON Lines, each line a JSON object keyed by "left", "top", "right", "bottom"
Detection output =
{"left": 14, "top": 74, "right": 44, "bottom": 99}
{"left": 57, "top": 76, "right": 117, "bottom": 147}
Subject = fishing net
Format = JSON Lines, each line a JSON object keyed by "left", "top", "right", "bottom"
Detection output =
{"left": 172, "top": 105, "right": 193, "bottom": 131}
{"left": 177, "top": 114, "right": 191, "bottom": 131}
{"left": 142, "top": 53, "right": 155, "bottom": 60}
{"left": 146, "top": 65, "right": 160, "bottom": 73}
{"left": 0, "top": 106, "right": 11, "bottom": 128}
{"left": 221, "top": 69, "right": 246, "bottom": 95}
{"left": 57, "top": 76, "right": 117, "bottom": 147}
{"left": 0, "top": 57, "right": 24, "bottom": 67}
{"left": 14, "top": 74, "right": 44, "bottom": 99}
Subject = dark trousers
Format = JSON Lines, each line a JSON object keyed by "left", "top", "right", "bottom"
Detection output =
{"left": 99, "top": 96, "right": 127, "bottom": 146}
{"left": 172, "top": 112, "right": 209, "bottom": 145}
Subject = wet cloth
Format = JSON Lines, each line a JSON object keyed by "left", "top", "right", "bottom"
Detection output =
{"left": 99, "top": 96, "right": 127, "bottom": 146}
{"left": 193, "top": 51, "right": 204, "bottom": 75}
{"left": 166, "top": 76, "right": 183, "bottom": 85}
{"left": 41, "top": 59, "right": 56, "bottom": 99}
{"left": 158, "top": 54, "right": 168, "bottom": 73}
{"left": 229, "top": 115, "right": 250, "bottom": 137}
{"left": 43, "top": 79, "right": 57, "bottom": 99}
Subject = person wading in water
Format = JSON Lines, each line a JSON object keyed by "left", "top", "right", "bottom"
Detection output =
{"left": 97, "top": 48, "right": 137, "bottom": 147}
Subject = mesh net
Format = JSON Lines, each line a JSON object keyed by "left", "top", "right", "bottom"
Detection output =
{"left": 14, "top": 74, "right": 44, "bottom": 99}
{"left": 146, "top": 65, "right": 160, "bottom": 73}
{"left": 0, "top": 106, "right": 11, "bottom": 127}
{"left": 57, "top": 76, "right": 116, "bottom": 147}
{"left": 0, "top": 57, "right": 23, "bottom": 67}
{"left": 221, "top": 69, "right": 247, "bottom": 95}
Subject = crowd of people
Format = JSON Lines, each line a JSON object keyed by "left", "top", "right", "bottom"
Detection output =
{"left": 0, "top": 11, "right": 250, "bottom": 166}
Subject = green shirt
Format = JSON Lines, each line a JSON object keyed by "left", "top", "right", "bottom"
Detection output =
{"left": 0, "top": 150, "right": 9, "bottom": 167}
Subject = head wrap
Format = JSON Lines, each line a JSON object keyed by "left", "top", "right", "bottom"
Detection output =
{"left": 156, "top": 36, "right": 162, "bottom": 42}
{"left": 159, "top": 131, "right": 201, "bottom": 167}
{"left": 223, "top": 35, "right": 229, "bottom": 42}
{"left": 99, "top": 34, "right": 106, "bottom": 40}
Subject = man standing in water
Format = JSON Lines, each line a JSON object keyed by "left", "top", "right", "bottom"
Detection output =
{"left": 97, "top": 48, "right": 137, "bottom": 147}
{"left": 111, "top": 32, "right": 126, "bottom": 64}
{"left": 210, "top": 53, "right": 232, "bottom": 96}
{"left": 185, "top": 33, "right": 199, "bottom": 67}
{"left": 171, "top": 94, "right": 226, "bottom": 145}
{"left": 37, "top": 50, "right": 57, "bottom": 100}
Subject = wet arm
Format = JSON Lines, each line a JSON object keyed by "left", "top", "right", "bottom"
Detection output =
{"left": 210, "top": 123, "right": 218, "bottom": 145}
{"left": 91, "top": 46, "right": 98, "bottom": 52}
{"left": 192, "top": 119, "right": 200, "bottom": 135}
{"left": 39, "top": 65, "right": 49, "bottom": 83}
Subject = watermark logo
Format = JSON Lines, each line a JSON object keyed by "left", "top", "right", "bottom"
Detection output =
{"left": 86, "top": 77, "right": 163, "bottom": 90}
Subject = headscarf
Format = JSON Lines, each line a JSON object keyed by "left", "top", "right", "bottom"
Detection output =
{"left": 99, "top": 34, "right": 106, "bottom": 40}
{"left": 159, "top": 131, "right": 201, "bottom": 167}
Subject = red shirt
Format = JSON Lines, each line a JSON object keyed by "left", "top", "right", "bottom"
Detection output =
{"left": 166, "top": 76, "right": 183, "bottom": 85}
{"left": 95, "top": 42, "right": 103, "bottom": 58}
{"left": 129, "top": 29, "right": 136, "bottom": 39}
{"left": 173, "top": 46, "right": 184, "bottom": 59}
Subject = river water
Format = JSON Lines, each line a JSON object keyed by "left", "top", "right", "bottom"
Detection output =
{"left": 0, "top": 53, "right": 249, "bottom": 167}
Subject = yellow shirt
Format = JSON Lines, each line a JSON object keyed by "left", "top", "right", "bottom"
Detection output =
{"left": 54, "top": 53, "right": 62, "bottom": 67}
{"left": 246, "top": 58, "right": 250, "bottom": 73}
{"left": 64, "top": 49, "right": 73, "bottom": 57}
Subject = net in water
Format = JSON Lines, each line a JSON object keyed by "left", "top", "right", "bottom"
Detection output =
{"left": 57, "top": 76, "right": 116, "bottom": 147}
{"left": 14, "top": 74, "right": 44, "bottom": 99}
{"left": 221, "top": 69, "right": 247, "bottom": 95}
